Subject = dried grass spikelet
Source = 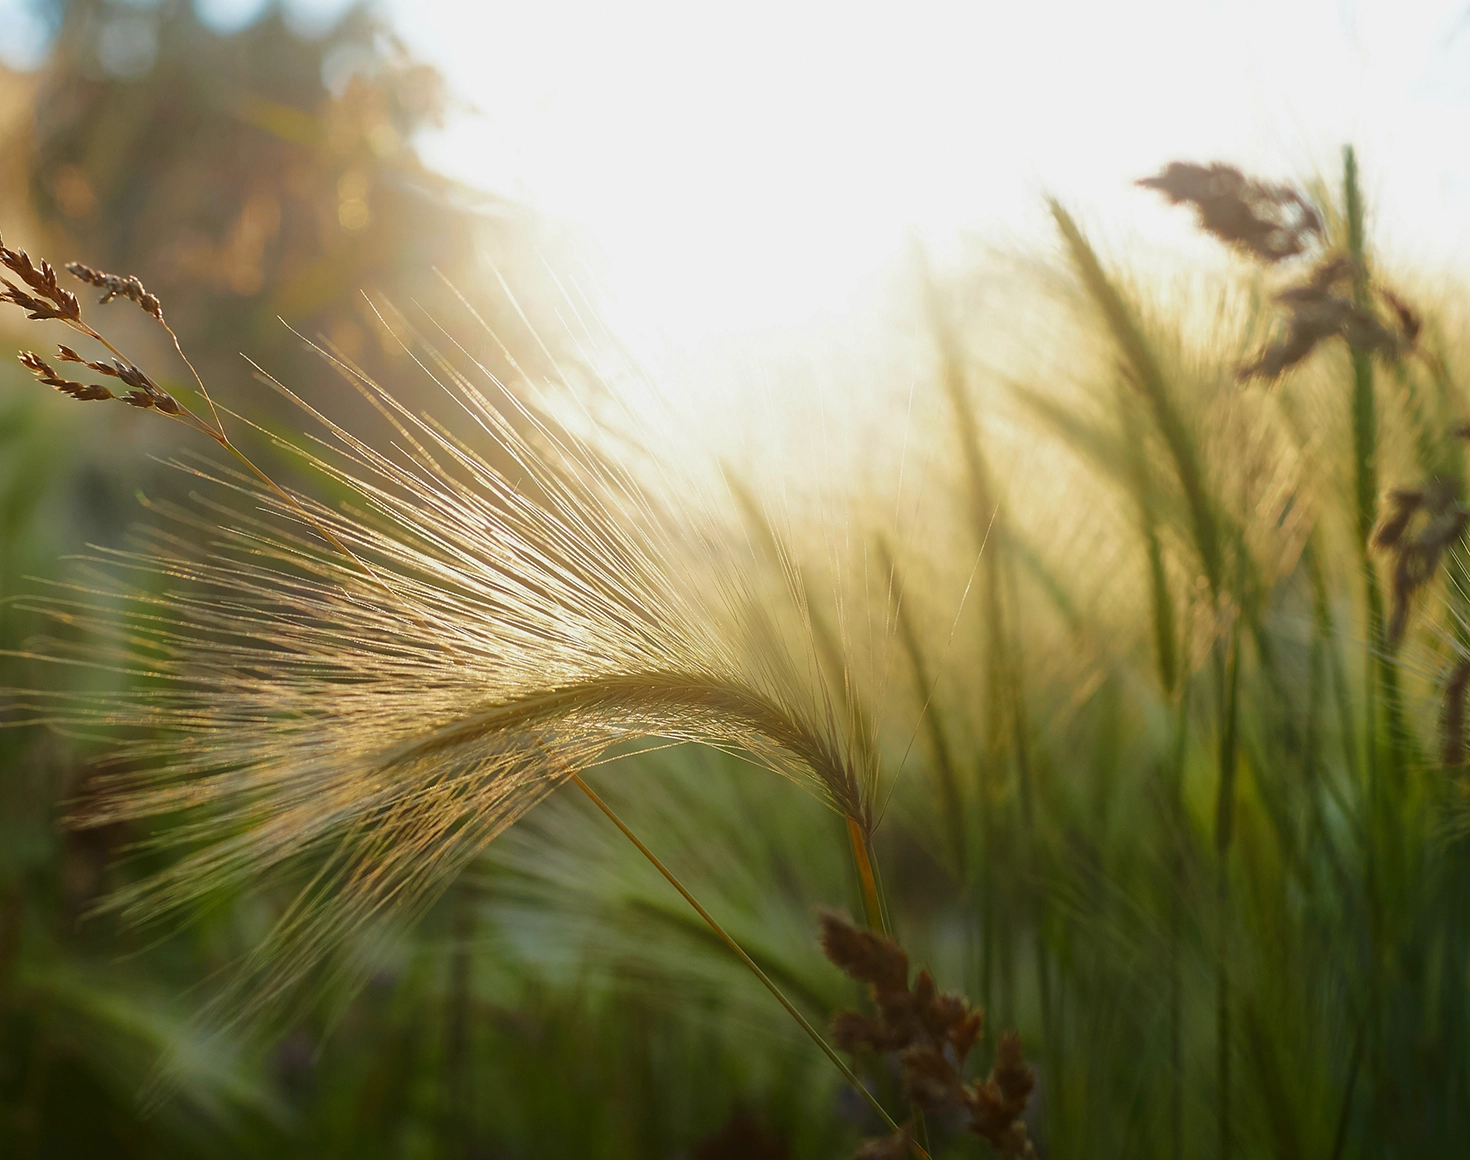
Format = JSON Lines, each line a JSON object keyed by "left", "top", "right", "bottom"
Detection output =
{"left": 1238, "top": 254, "right": 1417, "bottom": 382}
{"left": 1373, "top": 476, "right": 1470, "bottom": 650}
{"left": 819, "top": 912, "right": 1036, "bottom": 1159}
{"left": 0, "top": 235, "right": 82, "bottom": 321}
{"left": 18, "top": 351, "right": 117, "bottom": 402}
{"left": 1441, "top": 656, "right": 1470, "bottom": 771}
{"left": 20, "top": 346, "right": 181, "bottom": 411}
{"left": 11, "top": 297, "right": 877, "bottom": 1021}
{"left": 66, "top": 261, "right": 165, "bottom": 321}
{"left": 1136, "top": 161, "right": 1323, "bottom": 263}
{"left": 3, "top": 231, "right": 201, "bottom": 423}
{"left": 1135, "top": 164, "right": 1424, "bottom": 381}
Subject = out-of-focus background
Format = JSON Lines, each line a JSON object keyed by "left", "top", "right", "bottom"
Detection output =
{"left": 6, "top": 1, "right": 1470, "bottom": 1157}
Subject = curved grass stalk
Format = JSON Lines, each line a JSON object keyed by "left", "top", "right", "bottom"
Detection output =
{"left": 374, "top": 670, "right": 860, "bottom": 809}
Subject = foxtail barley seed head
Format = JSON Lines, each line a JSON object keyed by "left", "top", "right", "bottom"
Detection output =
{"left": 12, "top": 310, "right": 875, "bottom": 1019}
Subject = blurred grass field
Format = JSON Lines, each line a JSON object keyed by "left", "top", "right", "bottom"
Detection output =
{"left": 5, "top": 4, "right": 1470, "bottom": 1159}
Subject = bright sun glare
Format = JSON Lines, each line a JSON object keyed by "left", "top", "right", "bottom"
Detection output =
{"left": 395, "top": 0, "right": 1470, "bottom": 351}
{"left": 5, "top": 0, "right": 1467, "bottom": 346}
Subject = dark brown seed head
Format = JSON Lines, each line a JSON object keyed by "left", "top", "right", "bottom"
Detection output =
{"left": 991, "top": 1031, "right": 1035, "bottom": 1104}
{"left": 2, "top": 277, "right": 75, "bottom": 323}
{"left": 1238, "top": 312, "right": 1328, "bottom": 381}
{"left": 0, "top": 232, "right": 81, "bottom": 320}
{"left": 1138, "top": 161, "right": 1323, "bottom": 264}
{"left": 1374, "top": 488, "right": 1425, "bottom": 550}
{"left": 822, "top": 910, "right": 1035, "bottom": 1160}
{"left": 831, "top": 1010, "right": 878, "bottom": 1053}
{"left": 66, "top": 262, "right": 165, "bottom": 323}
{"left": 1239, "top": 266, "right": 1408, "bottom": 382}
{"left": 1443, "top": 658, "right": 1470, "bottom": 769}
{"left": 900, "top": 1044, "right": 960, "bottom": 1111}
{"left": 1304, "top": 254, "right": 1353, "bottom": 290}
{"left": 53, "top": 349, "right": 181, "bottom": 414}
{"left": 113, "top": 360, "right": 155, "bottom": 391}
{"left": 1374, "top": 475, "right": 1469, "bottom": 649}
{"left": 1378, "top": 286, "right": 1422, "bottom": 345}
{"left": 19, "top": 351, "right": 115, "bottom": 402}
{"left": 818, "top": 910, "right": 909, "bottom": 993}
{"left": 959, "top": 1032, "right": 1037, "bottom": 1157}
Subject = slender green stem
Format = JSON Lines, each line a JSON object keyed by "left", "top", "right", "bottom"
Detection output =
{"left": 1344, "top": 144, "right": 1395, "bottom": 1134}
{"left": 882, "top": 545, "right": 967, "bottom": 878}
{"left": 1344, "top": 146, "right": 1377, "bottom": 558}
{"left": 1170, "top": 677, "right": 1189, "bottom": 1160}
{"left": 569, "top": 773, "right": 927, "bottom": 1158}
{"left": 1214, "top": 620, "right": 1241, "bottom": 1160}
{"left": 1343, "top": 145, "right": 1404, "bottom": 795}
{"left": 443, "top": 884, "right": 474, "bottom": 1154}
{"left": 1328, "top": 1021, "right": 1366, "bottom": 1160}
{"left": 1344, "top": 148, "right": 1394, "bottom": 771}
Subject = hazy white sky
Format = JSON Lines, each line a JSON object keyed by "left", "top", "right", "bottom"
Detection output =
{"left": 4, "top": 0, "right": 1469, "bottom": 341}
{"left": 385, "top": 0, "right": 1470, "bottom": 339}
